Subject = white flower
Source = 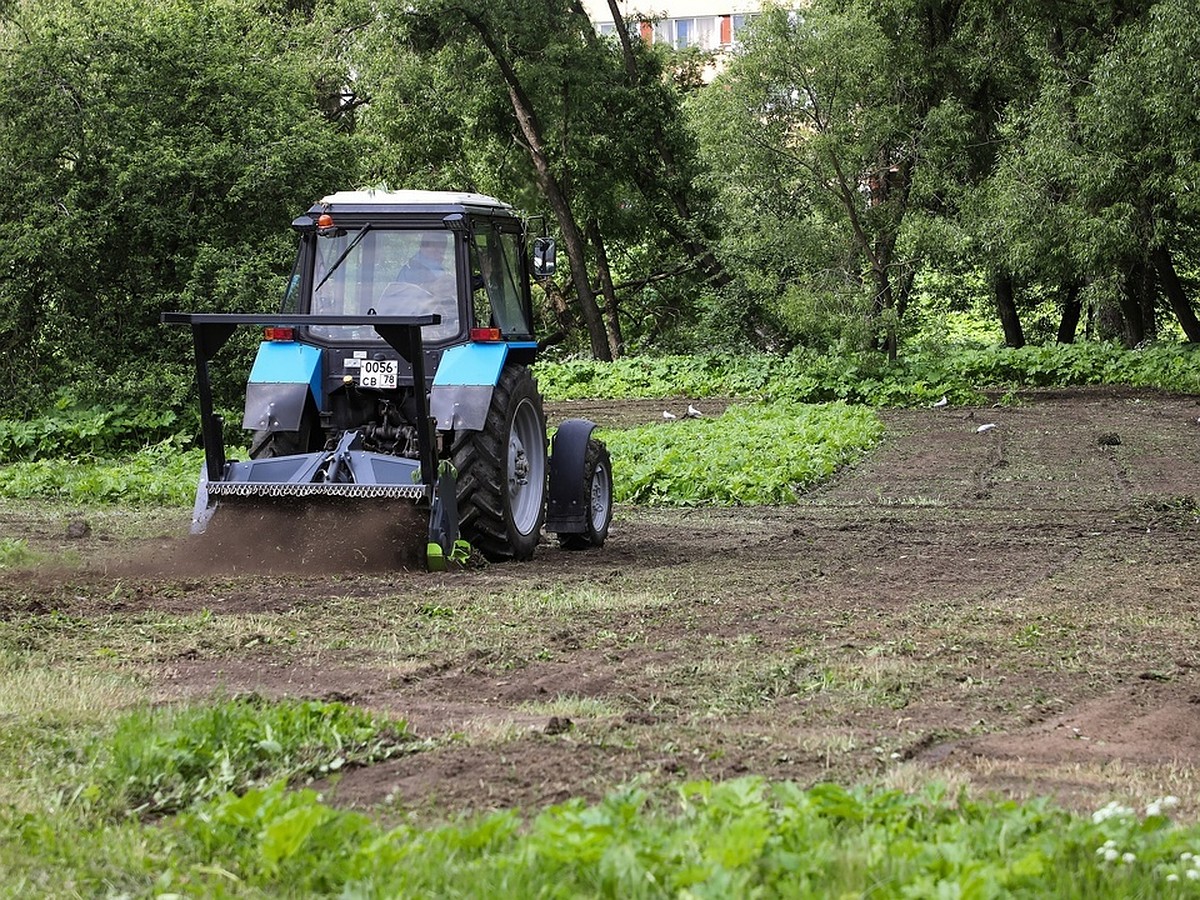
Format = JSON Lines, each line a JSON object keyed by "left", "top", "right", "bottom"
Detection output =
{"left": 1183, "top": 852, "right": 1194, "bottom": 862}
{"left": 1104, "top": 848, "right": 1119, "bottom": 862}
{"left": 1146, "top": 795, "right": 1179, "bottom": 817}
{"left": 1167, "top": 874, "right": 1180, "bottom": 883}
{"left": 1187, "top": 868, "right": 1200, "bottom": 881}
{"left": 1122, "top": 853, "right": 1136, "bottom": 864}
{"left": 1092, "top": 801, "right": 1134, "bottom": 824}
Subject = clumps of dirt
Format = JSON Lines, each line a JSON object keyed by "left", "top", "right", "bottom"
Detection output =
{"left": 112, "top": 498, "right": 432, "bottom": 577}
{"left": 946, "top": 681, "right": 1200, "bottom": 766}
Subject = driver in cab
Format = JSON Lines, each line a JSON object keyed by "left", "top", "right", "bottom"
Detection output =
{"left": 376, "top": 233, "right": 457, "bottom": 326}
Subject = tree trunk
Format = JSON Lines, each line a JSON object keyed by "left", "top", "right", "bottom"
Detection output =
{"left": 1153, "top": 245, "right": 1200, "bottom": 342}
{"left": 465, "top": 14, "right": 611, "bottom": 360}
{"left": 1056, "top": 281, "right": 1083, "bottom": 344}
{"left": 587, "top": 0, "right": 731, "bottom": 292}
{"left": 536, "top": 275, "right": 576, "bottom": 350}
{"left": 869, "top": 263, "right": 898, "bottom": 361}
{"left": 895, "top": 262, "right": 918, "bottom": 322}
{"left": 993, "top": 270, "right": 1025, "bottom": 348}
{"left": 1117, "top": 256, "right": 1151, "bottom": 347}
{"left": 587, "top": 220, "right": 624, "bottom": 357}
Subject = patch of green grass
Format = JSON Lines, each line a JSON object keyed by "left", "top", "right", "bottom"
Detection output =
{"left": 0, "top": 443, "right": 204, "bottom": 506}
{"left": 82, "top": 696, "right": 416, "bottom": 818}
{"left": 517, "top": 695, "right": 623, "bottom": 718}
{"left": 603, "top": 401, "right": 883, "bottom": 505}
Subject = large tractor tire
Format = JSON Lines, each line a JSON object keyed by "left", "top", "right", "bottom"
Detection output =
{"left": 451, "top": 365, "right": 547, "bottom": 561}
{"left": 558, "top": 438, "right": 613, "bottom": 550}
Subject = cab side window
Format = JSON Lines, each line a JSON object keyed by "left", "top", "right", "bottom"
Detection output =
{"left": 471, "top": 227, "right": 531, "bottom": 338}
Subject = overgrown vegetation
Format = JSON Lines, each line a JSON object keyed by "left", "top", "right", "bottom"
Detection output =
{"left": 0, "top": 401, "right": 184, "bottom": 464}
{"left": 0, "top": 443, "right": 202, "bottom": 505}
{"left": 3, "top": 342, "right": 1198, "bottom": 508}
{"left": 538, "top": 343, "right": 1200, "bottom": 404}
{"left": 603, "top": 402, "right": 883, "bottom": 505}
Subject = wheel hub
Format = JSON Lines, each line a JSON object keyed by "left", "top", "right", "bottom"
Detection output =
{"left": 510, "top": 437, "right": 529, "bottom": 487}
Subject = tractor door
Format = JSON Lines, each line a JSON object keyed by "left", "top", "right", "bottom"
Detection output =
{"left": 469, "top": 222, "right": 536, "bottom": 340}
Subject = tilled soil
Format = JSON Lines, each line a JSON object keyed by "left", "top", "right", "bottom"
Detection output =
{"left": 4, "top": 386, "right": 1200, "bottom": 818}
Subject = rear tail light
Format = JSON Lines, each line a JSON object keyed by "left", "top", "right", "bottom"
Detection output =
{"left": 470, "top": 327, "right": 503, "bottom": 342}
{"left": 264, "top": 326, "right": 295, "bottom": 341}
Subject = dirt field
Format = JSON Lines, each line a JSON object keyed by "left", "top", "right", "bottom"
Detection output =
{"left": 4, "top": 386, "right": 1200, "bottom": 819}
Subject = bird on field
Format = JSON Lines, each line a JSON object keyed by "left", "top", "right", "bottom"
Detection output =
{"left": 662, "top": 410, "right": 677, "bottom": 420}
{"left": 932, "top": 395, "right": 948, "bottom": 408}
{"left": 686, "top": 404, "right": 703, "bottom": 418}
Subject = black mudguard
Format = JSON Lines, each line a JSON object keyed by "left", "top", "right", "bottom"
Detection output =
{"left": 242, "top": 381, "right": 311, "bottom": 432}
{"left": 546, "top": 418, "right": 597, "bottom": 534}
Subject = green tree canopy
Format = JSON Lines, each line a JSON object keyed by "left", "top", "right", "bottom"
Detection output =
{"left": 0, "top": 0, "right": 356, "bottom": 413}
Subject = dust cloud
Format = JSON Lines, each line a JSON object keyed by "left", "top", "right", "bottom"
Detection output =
{"left": 118, "top": 499, "right": 431, "bottom": 577}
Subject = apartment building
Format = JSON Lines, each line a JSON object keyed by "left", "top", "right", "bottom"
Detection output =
{"left": 580, "top": 0, "right": 763, "bottom": 52}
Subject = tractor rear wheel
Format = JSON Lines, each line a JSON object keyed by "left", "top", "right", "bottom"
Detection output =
{"left": 558, "top": 438, "right": 613, "bottom": 550}
{"left": 451, "top": 365, "right": 547, "bottom": 561}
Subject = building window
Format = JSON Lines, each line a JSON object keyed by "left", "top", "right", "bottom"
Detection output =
{"left": 674, "top": 18, "right": 693, "bottom": 46}
{"left": 731, "top": 13, "right": 756, "bottom": 42}
{"left": 653, "top": 16, "right": 719, "bottom": 50}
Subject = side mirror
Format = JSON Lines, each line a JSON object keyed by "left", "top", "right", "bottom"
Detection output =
{"left": 532, "top": 237, "right": 557, "bottom": 277}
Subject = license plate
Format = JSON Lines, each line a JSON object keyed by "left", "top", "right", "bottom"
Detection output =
{"left": 359, "top": 359, "right": 399, "bottom": 389}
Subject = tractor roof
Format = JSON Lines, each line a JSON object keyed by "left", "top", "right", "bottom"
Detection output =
{"left": 313, "top": 189, "right": 515, "bottom": 218}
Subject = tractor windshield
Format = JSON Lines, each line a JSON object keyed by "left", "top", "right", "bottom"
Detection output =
{"left": 308, "top": 229, "right": 460, "bottom": 343}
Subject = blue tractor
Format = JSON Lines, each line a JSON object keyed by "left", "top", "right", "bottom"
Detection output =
{"left": 164, "top": 190, "right": 612, "bottom": 567}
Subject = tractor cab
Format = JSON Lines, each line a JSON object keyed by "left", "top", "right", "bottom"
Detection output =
{"left": 286, "top": 190, "right": 539, "bottom": 353}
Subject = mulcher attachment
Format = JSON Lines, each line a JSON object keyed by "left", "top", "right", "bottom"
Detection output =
{"left": 164, "top": 312, "right": 458, "bottom": 569}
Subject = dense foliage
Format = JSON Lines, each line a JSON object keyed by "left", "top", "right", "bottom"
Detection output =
{"left": 0, "top": 0, "right": 357, "bottom": 417}
{"left": 2, "top": 0, "right": 1196, "bottom": 425}
{"left": 694, "top": 0, "right": 1200, "bottom": 352}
